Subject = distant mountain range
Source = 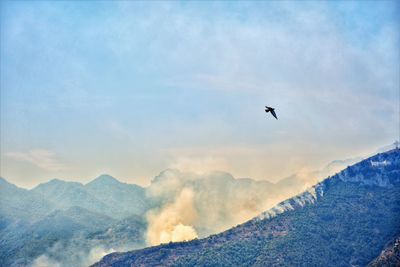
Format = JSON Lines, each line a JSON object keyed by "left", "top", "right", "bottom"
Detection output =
{"left": 1, "top": 142, "right": 398, "bottom": 266}
{"left": 1, "top": 171, "right": 299, "bottom": 266}
{"left": 93, "top": 148, "right": 400, "bottom": 267}
{"left": 32, "top": 174, "right": 148, "bottom": 219}
{"left": 0, "top": 175, "right": 148, "bottom": 267}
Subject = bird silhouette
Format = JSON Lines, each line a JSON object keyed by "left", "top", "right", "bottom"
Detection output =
{"left": 265, "top": 106, "right": 278, "bottom": 119}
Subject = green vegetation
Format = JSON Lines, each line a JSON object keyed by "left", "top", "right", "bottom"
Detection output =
{"left": 94, "top": 149, "right": 400, "bottom": 267}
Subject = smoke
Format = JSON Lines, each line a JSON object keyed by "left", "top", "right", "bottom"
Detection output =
{"left": 86, "top": 247, "right": 116, "bottom": 265}
{"left": 30, "top": 239, "right": 132, "bottom": 267}
{"left": 145, "top": 169, "right": 309, "bottom": 245}
{"left": 32, "top": 255, "right": 61, "bottom": 267}
{"left": 31, "top": 245, "right": 113, "bottom": 267}
{"left": 146, "top": 187, "right": 198, "bottom": 245}
{"left": 295, "top": 167, "right": 318, "bottom": 189}
{"left": 33, "top": 160, "right": 353, "bottom": 263}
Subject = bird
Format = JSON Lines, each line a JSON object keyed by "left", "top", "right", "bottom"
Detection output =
{"left": 265, "top": 106, "right": 278, "bottom": 119}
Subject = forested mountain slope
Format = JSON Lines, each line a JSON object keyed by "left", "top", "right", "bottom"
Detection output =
{"left": 94, "top": 149, "right": 400, "bottom": 267}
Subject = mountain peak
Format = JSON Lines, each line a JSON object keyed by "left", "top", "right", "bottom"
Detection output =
{"left": 86, "top": 174, "right": 120, "bottom": 186}
{"left": 35, "top": 178, "right": 83, "bottom": 189}
{"left": 47, "top": 178, "right": 66, "bottom": 184}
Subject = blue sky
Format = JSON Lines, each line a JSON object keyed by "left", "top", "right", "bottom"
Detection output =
{"left": 1, "top": 1, "right": 399, "bottom": 187}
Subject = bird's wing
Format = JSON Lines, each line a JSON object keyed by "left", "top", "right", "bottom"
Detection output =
{"left": 270, "top": 109, "right": 278, "bottom": 119}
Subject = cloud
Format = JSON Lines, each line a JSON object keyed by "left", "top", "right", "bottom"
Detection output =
{"left": 6, "top": 149, "right": 66, "bottom": 171}
{"left": 1, "top": 1, "right": 398, "bottom": 187}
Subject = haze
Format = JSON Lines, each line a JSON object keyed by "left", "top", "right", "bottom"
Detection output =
{"left": 0, "top": 1, "right": 399, "bottom": 188}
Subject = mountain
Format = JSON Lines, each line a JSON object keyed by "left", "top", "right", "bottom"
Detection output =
{"left": 367, "top": 237, "right": 400, "bottom": 267}
{"left": 0, "top": 206, "right": 116, "bottom": 267}
{"left": 0, "top": 177, "right": 55, "bottom": 225}
{"left": 368, "top": 237, "right": 400, "bottom": 267}
{"left": 276, "top": 141, "right": 400, "bottom": 193}
{"left": 319, "top": 156, "right": 363, "bottom": 177}
{"left": 32, "top": 175, "right": 148, "bottom": 219}
{"left": 275, "top": 156, "right": 364, "bottom": 194}
{"left": 85, "top": 175, "right": 149, "bottom": 218}
{"left": 1, "top": 175, "right": 149, "bottom": 267}
{"left": 32, "top": 179, "right": 111, "bottom": 214}
{"left": 93, "top": 149, "right": 400, "bottom": 267}
{"left": 1, "top": 205, "right": 147, "bottom": 267}
{"left": 26, "top": 214, "right": 147, "bottom": 267}
{"left": 41, "top": 206, "right": 116, "bottom": 232}
{"left": 85, "top": 214, "right": 147, "bottom": 250}
{"left": 146, "top": 169, "right": 278, "bottom": 237}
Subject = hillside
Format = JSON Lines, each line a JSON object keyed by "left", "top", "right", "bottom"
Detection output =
{"left": 0, "top": 177, "right": 55, "bottom": 224}
{"left": 0, "top": 176, "right": 148, "bottom": 267}
{"left": 85, "top": 175, "right": 148, "bottom": 217}
{"left": 32, "top": 175, "right": 149, "bottom": 219}
{"left": 368, "top": 237, "right": 400, "bottom": 267}
{"left": 93, "top": 149, "right": 400, "bottom": 267}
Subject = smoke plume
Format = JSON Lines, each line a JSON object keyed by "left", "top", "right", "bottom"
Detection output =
{"left": 145, "top": 169, "right": 312, "bottom": 245}
{"left": 146, "top": 187, "right": 198, "bottom": 245}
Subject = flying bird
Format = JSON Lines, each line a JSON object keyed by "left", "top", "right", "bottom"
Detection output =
{"left": 265, "top": 106, "right": 278, "bottom": 120}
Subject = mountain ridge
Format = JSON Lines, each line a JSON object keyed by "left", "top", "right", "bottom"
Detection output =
{"left": 93, "top": 148, "right": 400, "bottom": 267}
{"left": 1, "top": 145, "right": 399, "bottom": 266}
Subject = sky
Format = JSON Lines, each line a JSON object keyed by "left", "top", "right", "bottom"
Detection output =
{"left": 1, "top": 1, "right": 399, "bottom": 188}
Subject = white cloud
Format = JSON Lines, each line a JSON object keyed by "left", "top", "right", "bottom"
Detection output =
{"left": 6, "top": 149, "right": 66, "bottom": 171}
{"left": 1, "top": 1, "right": 398, "bottom": 186}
